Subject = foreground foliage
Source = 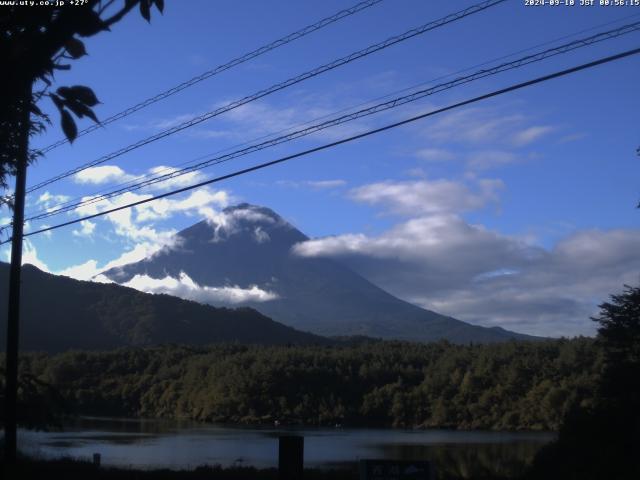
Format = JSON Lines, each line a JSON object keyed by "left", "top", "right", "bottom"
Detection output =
{"left": 527, "top": 285, "right": 640, "bottom": 479}
{"left": 7, "top": 338, "right": 600, "bottom": 431}
{"left": 2, "top": 458, "right": 355, "bottom": 480}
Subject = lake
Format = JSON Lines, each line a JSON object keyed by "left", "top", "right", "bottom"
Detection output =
{"left": 19, "top": 417, "right": 555, "bottom": 477}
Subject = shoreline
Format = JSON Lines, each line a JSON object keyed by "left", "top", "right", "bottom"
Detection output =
{"left": 64, "top": 414, "right": 560, "bottom": 435}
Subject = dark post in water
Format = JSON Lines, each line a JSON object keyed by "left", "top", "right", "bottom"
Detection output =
{"left": 279, "top": 435, "right": 304, "bottom": 480}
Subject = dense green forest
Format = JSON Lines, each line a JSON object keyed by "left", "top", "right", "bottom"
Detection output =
{"left": 7, "top": 338, "right": 601, "bottom": 431}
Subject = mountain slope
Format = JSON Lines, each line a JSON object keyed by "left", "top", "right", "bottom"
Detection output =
{"left": 0, "top": 263, "right": 329, "bottom": 353}
{"left": 105, "top": 203, "right": 536, "bottom": 343}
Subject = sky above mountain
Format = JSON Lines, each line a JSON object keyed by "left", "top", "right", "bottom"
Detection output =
{"left": 1, "top": 0, "right": 639, "bottom": 337}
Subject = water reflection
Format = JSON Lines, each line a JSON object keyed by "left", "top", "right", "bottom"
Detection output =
{"left": 19, "top": 417, "right": 554, "bottom": 477}
{"left": 376, "top": 442, "right": 543, "bottom": 479}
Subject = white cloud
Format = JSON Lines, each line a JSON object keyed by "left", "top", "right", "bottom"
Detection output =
{"left": 36, "top": 191, "right": 71, "bottom": 213}
{"left": 134, "top": 188, "right": 229, "bottom": 223}
{"left": 253, "top": 226, "right": 270, "bottom": 243}
{"left": 73, "top": 187, "right": 228, "bottom": 245}
{"left": 558, "top": 132, "right": 587, "bottom": 144}
{"left": 420, "top": 107, "right": 556, "bottom": 157}
{"left": 424, "top": 108, "right": 526, "bottom": 145}
{"left": 204, "top": 204, "right": 285, "bottom": 242}
{"left": 221, "top": 101, "right": 301, "bottom": 135}
{"left": 103, "top": 242, "right": 174, "bottom": 271}
{"left": 122, "top": 272, "right": 279, "bottom": 304}
{"left": 145, "top": 166, "right": 205, "bottom": 191}
{"left": 277, "top": 179, "right": 346, "bottom": 190}
{"left": 3, "top": 240, "right": 51, "bottom": 272}
{"left": 415, "top": 148, "right": 455, "bottom": 162}
{"left": 56, "top": 240, "right": 184, "bottom": 282}
{"left": 292, "top": 178, "right": 640, "bottom": 337}
{"left": 72, "top": 163, "right": 205, "bottom": 192}
{"left": 348, "top": 178, "right": 502, "bottom": 216}
{"left": 72, "top": 220, "right": 96, "bottom": 238}
{"left": 39, "top": 224, "right": 53, "bottom": 239}
{"left": 54, "top": 185, "right": 232, "bottom": 281}
{"left": 293, "top": 214, "right": 536, "bottom": 274}
{"left": 293, "top": 216, "right": 640, "bottom": 337}
{"left": 37, "top": 191, "right": 70, "bottom": 205}
{"left": 74, "top": 190, "right": 174, "bottom": 243}
{"left": 190, "top": 95, "right": 372, "bottom": 143}
{"left": 188, "top": 129, "right": 232, "bottom": 140}
{"left": 410, "top": 106, "right": 558, "bottom": 173}
{"left": 151, "top": 114, "right": 197, "bottom": 130}
{"left": 23, "top": 240, "right": 51, "bottom": 272}
{"left": 58, "top": 259, "right": 101, "bottom": 281}
{"left": 466, "top": 150, "right": 521, "bottom": 170}
{"left": 406, "top": 167, "right": 427, "bottom": 178}
{"left": 306, "top": 179, "right": 347, "bottom": 189}
{"left": 512, "top": 125, "right": 553, "bottom": 146}
{"left": 73, "top": 165, "right": 134, "bottom": 185}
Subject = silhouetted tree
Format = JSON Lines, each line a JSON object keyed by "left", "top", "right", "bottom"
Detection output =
{"left": 1, "top": 0, "right": 164, "bottom": 463}
{"left": 593, "top": 284, "right": 640, "bottom": 407}
{"left": 0, "top": 0, "right": 164, "bottom": 191}
{"left": 528, "top": 284, "right": 640, "bottom": 479}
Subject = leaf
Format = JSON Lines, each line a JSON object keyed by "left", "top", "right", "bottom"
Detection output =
{"left": 50, "top": 93, "right": 65, "bottom": 112}
{"left": 65, "top": 38, "right": 87, "bottom": 59}
{"left": 75, "top": 10, "right": 108, "bottom": 37}
{"left": 140, "top": 0, "right": 151, "bottom": 22}
{"left": 154, "top": 0, "right": 164, "bottom": 13}
{"left": 61, "top": 110, "right": 78, "bottom": 143}
{"left": 30, "top": 103, "right": 44, "bottom": 117}
{"left": 64, "top": 98, "right": 99, "bottom": 123}
{"left": 52, "top": 63, "right": 71, "bottom": 70}
{"left": 57, "top": 85, "right": 100, "bottom": 107}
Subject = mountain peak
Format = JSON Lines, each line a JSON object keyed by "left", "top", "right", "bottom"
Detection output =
{"left": 221, "top": 203, "right": 291, "bottom": 229}
{"left": 104, "top": 204, "right": 537, "bottom": 343}
{"left": 224, "top": 202, "right": 281, "bottom": 219}
{"left": 173, "top": 203, "right": 298, "bottom": 246}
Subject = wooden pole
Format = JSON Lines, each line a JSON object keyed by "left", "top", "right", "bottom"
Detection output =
{"left": 4, "top": 82, "right": 31, "bottom": 464}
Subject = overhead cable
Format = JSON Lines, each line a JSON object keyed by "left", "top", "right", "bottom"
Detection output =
{"left": 5, "top": 46, "right": 638, "bottom": 244}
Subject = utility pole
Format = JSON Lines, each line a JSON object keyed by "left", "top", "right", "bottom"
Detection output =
{"left": 4, "top": 81, "right": 32, "bottom": 464}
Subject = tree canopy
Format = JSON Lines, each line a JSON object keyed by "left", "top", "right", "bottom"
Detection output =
{"left": 0, "top": 0, "right": 164, "bottom": 190}
{"left": 2, "top": 338, "right": 602, "bottom": 432}
{"left": 528, "top": 284, "right": 640, "bottom": 479}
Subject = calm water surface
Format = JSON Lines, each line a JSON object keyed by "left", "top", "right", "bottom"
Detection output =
{"left": 19, "top": 417, "right": 555, "bottom": 477}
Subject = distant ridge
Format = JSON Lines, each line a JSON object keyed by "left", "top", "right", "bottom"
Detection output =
{"left": 0, "top": 262, "right": 329, "bottom": 353}
{"left": 105, "top": 203, "right": 538, "bottom": 343}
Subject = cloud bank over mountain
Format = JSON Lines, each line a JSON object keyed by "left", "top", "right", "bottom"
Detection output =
{"left": 292, "top": 178, "right": 640, "bottom": 337}
{"left": 122, "top": 272, "right": 279, "bottom": 305}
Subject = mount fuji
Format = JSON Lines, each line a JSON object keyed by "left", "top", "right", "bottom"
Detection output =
{"left": 105, "top": 204, "right": 536, "bottom": 343}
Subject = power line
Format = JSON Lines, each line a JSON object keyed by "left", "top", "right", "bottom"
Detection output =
{"left": 36, "top": 0, "right": 386, "bottom": 154}
{"left": 23, "top": 12, "right": 640, "bottom": 222}
{"left": 5, "top": 45, "right": 638, "bottom": 245}
{"left": 25, "top": 0, "right": 507, "bottom": 194}
{"left": 20, "top": 20, "right": 640, "bottom": 225}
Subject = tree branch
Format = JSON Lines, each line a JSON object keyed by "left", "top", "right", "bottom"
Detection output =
{"left": 102, "top": 0, "right": 139, "bottom": 28}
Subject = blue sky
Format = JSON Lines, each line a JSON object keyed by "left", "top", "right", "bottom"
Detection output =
{"left": 3, "top": 0, "right": 640, "bottom": 337}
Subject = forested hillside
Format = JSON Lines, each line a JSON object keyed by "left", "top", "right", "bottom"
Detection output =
{"left": 0, "top": 263, "right": 329, "bottom": 352}
{"left": 12, "top": 338, "right": 601, "bottom": 431}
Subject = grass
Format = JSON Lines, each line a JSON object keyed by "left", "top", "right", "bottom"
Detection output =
{"left": 2, "top": 457, "right": 360, "bottom": 480}
{"left": 2, "top": 456, "right": 520, "bottom": 480}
